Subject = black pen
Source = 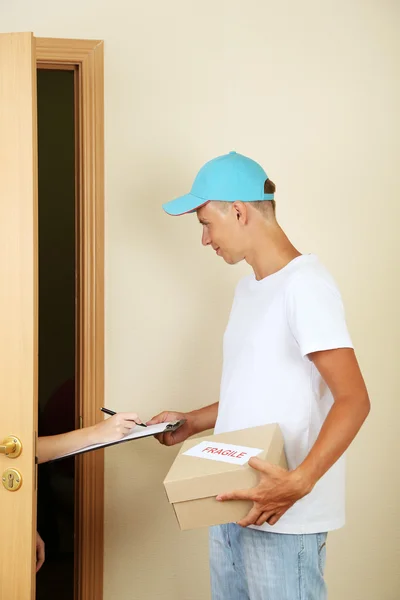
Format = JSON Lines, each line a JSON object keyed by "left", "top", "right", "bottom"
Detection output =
{"left": 100, "top": 407, "right": 147, "bottom": 427}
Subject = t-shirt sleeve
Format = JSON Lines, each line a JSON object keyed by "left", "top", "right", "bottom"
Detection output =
{"left": 286, "top": 271, "right": 353, "bottom": 357}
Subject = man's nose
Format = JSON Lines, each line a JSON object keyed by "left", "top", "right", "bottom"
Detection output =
{"left": 202, "top": 228, "right": 211, "bottom": 246}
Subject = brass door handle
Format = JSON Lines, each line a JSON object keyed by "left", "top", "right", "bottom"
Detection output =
{"left": 0, "top": 436, "right": 22, "bottom": 458}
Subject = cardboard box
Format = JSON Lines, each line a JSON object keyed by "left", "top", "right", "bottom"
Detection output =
{"left": 163, "top": 424, "right": 287, "bottom": 531}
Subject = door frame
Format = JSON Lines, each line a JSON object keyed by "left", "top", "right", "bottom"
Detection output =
{"left": 36, "top": 38, "right": 105, "bottom": 600}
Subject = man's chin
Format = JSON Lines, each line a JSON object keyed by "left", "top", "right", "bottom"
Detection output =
{"left": 224, "top": 256, "right": 243, "bottom": 266}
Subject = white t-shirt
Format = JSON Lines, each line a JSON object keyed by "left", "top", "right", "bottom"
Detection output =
{"left": 214, "top": 254, "right": 353, "bottom": 534}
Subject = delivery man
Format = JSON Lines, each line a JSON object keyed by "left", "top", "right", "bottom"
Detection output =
{"left": 148, "top": 151, "right": 370, "bottom": 600}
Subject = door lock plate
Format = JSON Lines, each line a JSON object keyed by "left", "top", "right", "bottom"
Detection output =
{"left": 2, "top": 468, "right": 22, "bottom": 491}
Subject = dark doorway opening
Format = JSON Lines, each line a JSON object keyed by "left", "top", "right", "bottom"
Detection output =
{"left": 36, "top": 68, "right": 76, "bottom": 600}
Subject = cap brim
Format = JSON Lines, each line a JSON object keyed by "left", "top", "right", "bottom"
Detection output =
{"left": 162, "top": 193, "right": 209, "bottom": 216}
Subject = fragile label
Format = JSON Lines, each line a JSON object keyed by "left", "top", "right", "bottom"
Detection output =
{"left": 183, "top": 441, "right": 263, "bottom": 465}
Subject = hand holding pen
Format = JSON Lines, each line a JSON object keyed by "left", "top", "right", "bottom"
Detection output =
{"left": 89, "top": 408, "right": 147, "bottom": 446}
{"left": 101, "top": 407, "right": 147, "bottom": 427}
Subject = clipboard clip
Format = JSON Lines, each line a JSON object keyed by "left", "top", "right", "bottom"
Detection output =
{"left": 165, "top": 419, "right": 186, "bottom": 432}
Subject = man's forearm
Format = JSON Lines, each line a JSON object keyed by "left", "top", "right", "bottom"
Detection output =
{"left": 38, "top": 427, "right": 97, "bottom": 464}
{"left": 190, "top": 402, "right": 219, "bottom": 435}
{"left": 296, "top": 392, "right": 370, "bottom": 492}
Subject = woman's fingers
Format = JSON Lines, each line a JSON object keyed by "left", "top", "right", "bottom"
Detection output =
{"left": 119, "top": 412, "right": 142, "bottom": 424}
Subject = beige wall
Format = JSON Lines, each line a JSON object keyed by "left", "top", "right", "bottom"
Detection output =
{"left": 1, "top": 1, "right": 399, "bottom": 598}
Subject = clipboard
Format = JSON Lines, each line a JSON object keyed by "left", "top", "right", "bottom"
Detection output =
{"left": 48, "top": 420, "right": 185, "bottom": 463}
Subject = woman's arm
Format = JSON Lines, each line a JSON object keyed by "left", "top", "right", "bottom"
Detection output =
{"left": 38, "top": 412, "right": 143, "bottom": 464}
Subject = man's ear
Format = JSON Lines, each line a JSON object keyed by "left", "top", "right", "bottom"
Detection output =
{"left": 232, "top": 201, "right": 248, "bottom": 225}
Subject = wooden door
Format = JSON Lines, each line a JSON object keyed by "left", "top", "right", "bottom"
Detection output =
{"left": 0, "top": 32, "right": 38, "bottom": 599}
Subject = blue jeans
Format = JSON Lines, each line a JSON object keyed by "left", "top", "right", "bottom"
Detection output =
{"left": 209, "top": 524, "right": 327, "bottom": 600}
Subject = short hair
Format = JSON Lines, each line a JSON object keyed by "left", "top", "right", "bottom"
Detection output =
{"left": 250, "top": 179, "right": 276, "bottom": 215}
{"left": 215, "top": 179, "right": 276, "bottom": 217}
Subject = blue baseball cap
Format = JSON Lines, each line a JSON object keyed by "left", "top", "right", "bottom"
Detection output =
{"left": 162, "top": 151, "right": 274, "bottom": 216}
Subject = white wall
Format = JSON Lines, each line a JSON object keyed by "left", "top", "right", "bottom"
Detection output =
{"left": 1, "top": 1, "right": 399, "bottom": 598}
